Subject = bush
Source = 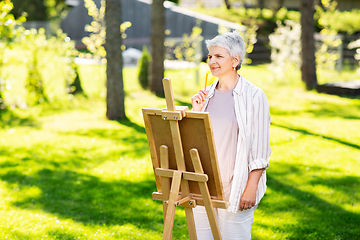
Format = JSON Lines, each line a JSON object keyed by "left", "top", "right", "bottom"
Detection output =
{"left": 0, "top": 27, "right": 79, "bottom": 107}
{"left": 69, "top": 64, "right": 85, "bottom": 95}
{"left": 0, "top": 0, "right": 26, "bottom": 113}
{"left": 269, "top": 20, "right": 301, "bottom": 81}
{"left": 138, "top": 46, "right": 150, "bottom": 90}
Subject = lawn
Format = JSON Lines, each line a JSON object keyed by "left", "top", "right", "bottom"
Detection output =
{"left": 0, "top": 63, "right": 359, "bottom": 239}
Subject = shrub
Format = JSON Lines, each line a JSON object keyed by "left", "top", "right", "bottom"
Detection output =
{"left": 348, "top": 39, "right": 360, "bottom": 74}
{"left": 13, "top": 28, "right": 78, "bottom": 105}
{"left": 0, "top": 0, "right": 26, "bottom": 113}
{"left": 69, "top": 64, "right": 85, "bottom": 95}
{"left": 269, "top": 20, "right": 301, "bottom": 81}
{"left": 1, "top": 27, "right": 79, "bottom": 106}
{"left": 138, "top": 45, "right": 150, "bottom": 90}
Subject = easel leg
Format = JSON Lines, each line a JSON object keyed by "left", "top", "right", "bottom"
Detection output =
{"left": 181, "top": 179, "right": 197, "bottom": 240}
{"left": 190, "top": 149, "right": 222, "bottom": 240}
{"left": 159, "top": 146, "right": 172, "bottom": 240}
{"left": 184, "top": 207, "right": 197, "bottom": 240}
{"left": 162, "top": 171, "right": 182, "bottom": 240}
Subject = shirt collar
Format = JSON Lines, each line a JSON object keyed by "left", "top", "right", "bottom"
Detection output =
{"left": 208, "top": 74, "right": 244, "bottom": 98}
{"left": 233, "top": 74, "right": 245, "bottom": 96}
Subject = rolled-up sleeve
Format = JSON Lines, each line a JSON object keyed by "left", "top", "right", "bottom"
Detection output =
{"left": 248, "top": 90, "right": 271, "bottom": 172}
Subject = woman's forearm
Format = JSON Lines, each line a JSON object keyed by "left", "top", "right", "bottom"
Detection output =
{"left": 246, "top": 168, "right": 264, "bottom": 190}
{"left": 239, "top": 168, "right": 265, "bottom": 210}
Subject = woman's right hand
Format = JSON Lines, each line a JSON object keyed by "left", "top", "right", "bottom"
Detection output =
{"left": 191, "top": 90, "right": 208, "bottom": 111}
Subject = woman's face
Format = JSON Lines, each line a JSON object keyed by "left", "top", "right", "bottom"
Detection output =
{"left": 208, "top": 46, "right": 236, "bottom": 77}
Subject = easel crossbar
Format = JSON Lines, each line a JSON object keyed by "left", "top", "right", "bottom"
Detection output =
{"left": 155, "top": 168, "right": 208, "bottom": 182}
{"left": 152, "top": 192, "right": 228, "bottom": 209}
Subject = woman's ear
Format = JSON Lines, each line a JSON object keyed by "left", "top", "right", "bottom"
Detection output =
{"left": 232, "top": 55, "right": 241, "bottom": 68}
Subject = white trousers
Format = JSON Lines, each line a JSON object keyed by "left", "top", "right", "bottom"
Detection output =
{"left": 193, "top": 205, "right": 257, "bottom": 240}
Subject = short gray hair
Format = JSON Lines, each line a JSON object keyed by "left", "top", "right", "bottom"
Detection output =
{"left": 205, "top": 30, "right": 245, "bottom": 70}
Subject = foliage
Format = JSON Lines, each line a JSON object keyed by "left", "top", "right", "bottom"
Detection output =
{"left": 315, "top": 1, "right": 360, "bottom": 35}
{"left": 165, "top": 19, "right": 203, "bottom": 63}
{"left": 0, "top": 26, "right": 79, "bottom": 107}
{"left": 10, "top": 0, "right": 69, "bottom": 21}
{"left": 314, "top": 0, "right": 342, "bottom": 71}
{"left": 348, "top": 39, "right": 360, "bottom": 75}
{"left": 69, "top": 64, "right": 85, "bottom": 95}
{"left": 191, "top": 6, "right": 300, "bottom": 35}
{"left": 12, "top": 28, "right": 78, "bottom": 105}
{"left": 82, "top": 0, "right": 106, "bottom": 59}
{"left": 81, "top": 0, "right": 131, "bottom": 60}
{"left": 167, "top": 0, "right": 179, "bottom": 4}
{"left": 0, "top": 0, "right": 26, "bottom": 42}
{"left": 269, "top": 20, "right": 301, "bottom": 81}
{"left": 193, "top": 4, "right": 360, "bottom": 35}
{"left": 0, "top": 65, "right": 359, "bottom": 239}
{"left": 0, "top": 0, "right": 26, "bottom": 112}
{"left": 138, "top": 45, "right": 151, "bottom": 90}
{"left": 242, "top": 23, "right": 258, "bottom": 65}
{"left": 269, "top": 1, "right": 345, "bottom": 82}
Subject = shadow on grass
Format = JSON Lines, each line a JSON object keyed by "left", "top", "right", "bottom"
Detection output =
{"left": 174, "top": 99, "right": 192, "bottom": 109}
{"left": 117, "top": 118, "right": 146, "bottom": 134}
{"left": 0, "top": 116, "right": 189, "bottom": 237}
{"left": 0, "top": 168, "right": 187, "bottom": 234}
{"left": 0, "top": 143, "right": 98, "bottom": 170}
{"left": 48, "top": 118, "right": 150, "bottom": 160}
{"left": 256, "top": 163, "right": 360, "bottom": 239}
{"left": 270, "top": 99, "right": 360, "bottom": 120}
{"left": 10, "top": 230, "right": 78, "bottom": 240}
{"left": 271, "top": 122, "right": 360, "bottom": 150}
{"left": 0, "top": 109, "right": 39, "bottom": 128}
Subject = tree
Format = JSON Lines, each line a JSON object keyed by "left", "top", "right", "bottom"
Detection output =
{"left": 105, "top": 0, "right": 126, "bottom": 120}
{"left": 300, "top": 0, "right": 317, "bottom": 90}
{"left": 150, "top": 0, "right": 165, "bottom": 96}
{"left": 256, "top": 0, "right": 265, "bottom": 9}
{"left": 224, "top": 0, "right": 231, "bottom": 9}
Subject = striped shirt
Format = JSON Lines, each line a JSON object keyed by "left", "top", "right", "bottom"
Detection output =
{"left": 202, "top": 75, "right": 271, "bottom": 213}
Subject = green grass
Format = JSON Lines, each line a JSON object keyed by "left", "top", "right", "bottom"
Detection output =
{"left": 0, "top": 64, "right": 360, "bottom": 239}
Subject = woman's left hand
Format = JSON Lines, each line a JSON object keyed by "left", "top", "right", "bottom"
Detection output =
{"left": 239, "top": 186, "right": 256, "bottom": 211}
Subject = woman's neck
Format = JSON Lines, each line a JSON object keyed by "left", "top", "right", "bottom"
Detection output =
{"left": 216, "top": 72, "right": 239, "bottom": 92}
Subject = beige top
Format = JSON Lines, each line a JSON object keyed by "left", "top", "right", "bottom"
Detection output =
{"left": 205, "top": 89, "right": 238, "bottom": 201}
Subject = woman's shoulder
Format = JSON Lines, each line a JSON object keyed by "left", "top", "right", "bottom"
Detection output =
{"left": 241, "top": 76, "right": 266, "bottom": 98}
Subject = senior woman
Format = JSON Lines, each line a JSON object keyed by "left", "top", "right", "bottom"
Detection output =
{"left": 191, "top": 31, "right": 271, "bottom": 239}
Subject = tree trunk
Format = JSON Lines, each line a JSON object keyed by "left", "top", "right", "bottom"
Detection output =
{"left": 150, "top": 0, "right": 165, "bottom": 97}
{"left": 257, "top": 0, "right": 265, "bottom": 9}
{"left": 105, "top": 0, "right": 126, "bottom": 120}
{"left": 300, "top": 0, "right": 317, "bottom": 90}
{"left": 269, "top": 0, "right": 284, "bottom": 12}
{"left": 224, "top": 0, "right": 231, "bottom": 9}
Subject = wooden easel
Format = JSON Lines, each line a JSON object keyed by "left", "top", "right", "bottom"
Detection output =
{"left": 142, "top": 78, "right": 228, "bottom": 239}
